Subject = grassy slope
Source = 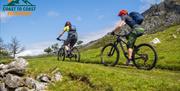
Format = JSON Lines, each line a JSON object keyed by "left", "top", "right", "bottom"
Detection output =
{"left": 28, "top": 57, "right": 180, "bottom": 91}
{"left": 26, "top": 25, "right": 180, "bottom": 91}
{"left": 80, "top": 25, "right": 180, "bottom": 70}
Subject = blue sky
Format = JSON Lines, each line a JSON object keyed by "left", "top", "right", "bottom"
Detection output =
{"left": 0, "top": 0, "right": 161, "bottom": 56}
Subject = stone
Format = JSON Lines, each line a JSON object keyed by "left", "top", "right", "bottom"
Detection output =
{"left": 8, "top": 58, "right": 28, "bottom": 69}
{"left": 4, "top": 74, "right": 24, "bottom": 88}
{"left": 36, "top": 74, "right": 51, "bottom": 83}
{"left": 34, "top": 81, "right": 48, "bottom": 91}
{"left": 0, "top": 82, "right": 7, "bottom": 91}
{"left": 24, "top": 77, "right": 36, "bottom": 89}
{"left": 24, "top": 77, "right": 48, "bottom": 91}
{"left": 0, "top": 64, "right": 8, "bottom": 70}
{"left": 0, "top": 67, "right": 26, "bottom": 77}
{"left": 52, "top": 72, "right": 62, "bottom": 82}
{"left": 0, "top": 58, "right": 28, "bottom": 76}
{"left": 150, "top": 38, "right": 161, "bottom": 44}
{"left": 15, "top": 87, "right": 30, "bottom": 91}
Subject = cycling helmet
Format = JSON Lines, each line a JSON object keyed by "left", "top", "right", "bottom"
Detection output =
{"left": 65, "top": 21, "right": 71, "bottom": 27}
{"left": 118, "top": 10, "right": 128, "bottom": 16}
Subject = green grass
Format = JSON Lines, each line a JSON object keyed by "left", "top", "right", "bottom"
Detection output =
{"left": 2, "top": 25, "right": 180, "bottom": 90}
{"left": 27, "top": 56, "right": 180, "bottom": 91}
{"left": 79, "top": 25, "right": 180, "bottom": 70}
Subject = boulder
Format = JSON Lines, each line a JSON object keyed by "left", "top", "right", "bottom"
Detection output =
{"left": 0, "top": 82, "right": 7, "bottom": 91}
{"left": 8, "top": 58, "right": 28, "bottom": 69}
{"left": 52, "top": 72, "right": 62, "bottom": 82}
{"left": 24, "top": 77, "right": 36, "bottom": 89}
{"left": 4, "top": 74, "right": 24, "bottom": 88}
{"left": 0, "top": 58, "right": 28, "bottom": 76}
{"left": 24, "top": 77, "right": 48, "bottom": 91}
{"left": 36, "top": 74, "right": 51, "bottom": 83}
{"left": 34, "top": 82, "right": 48, "bottom": 91}
{"left": 15, "top": 87, "right": 30, "bottom": 91}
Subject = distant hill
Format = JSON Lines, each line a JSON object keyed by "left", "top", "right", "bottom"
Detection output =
{"left": 81, "top": 0, "right": 180, "bottom": 50}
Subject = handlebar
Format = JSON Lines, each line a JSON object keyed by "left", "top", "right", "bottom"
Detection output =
{"left": 57, "top": 39, "right": 66, "bottom": 41}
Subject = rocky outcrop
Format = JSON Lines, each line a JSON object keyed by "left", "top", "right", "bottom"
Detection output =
{"left": 141, "top": 0, "right": 180, "bottom": 33}
{"left": 0, "top": 58, "right": 62, "bottom": 91}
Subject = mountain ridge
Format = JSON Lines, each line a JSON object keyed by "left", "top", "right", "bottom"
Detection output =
{"left": 81, "top": 0, "right": 180, "bottom": 50}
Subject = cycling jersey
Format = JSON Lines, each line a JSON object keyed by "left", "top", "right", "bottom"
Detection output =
{"left": 64, "top": 26, "right": 70, "bottom": 32}
{"left": 63, "top": 25, "right": 78, "bottom": 47}
{"left": 121, "top": 15, "right": 136, "bottom": 28}
{"left": 121, "top": 15, "right": 145, "bottom": 48}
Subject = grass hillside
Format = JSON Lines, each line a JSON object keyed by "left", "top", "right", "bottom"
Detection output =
{"left": 27, "top": 57, "right": 180, "bottom": 91}
{"left": 25, "top": 25, "right": 180, "bottom": 91}
{"left": 80, "top": 25, "right": 180, "bottom": 70}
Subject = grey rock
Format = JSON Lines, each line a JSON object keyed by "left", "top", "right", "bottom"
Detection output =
{"left": 52, "top": 72, "right": 62, "bottom": 82}
{"left": 0, "top": 82, "right": 7, "bottom": 91}
{"left": 0, "top": 64, "right": 8, "bottom": 70}
{"left": 36, "top": 74, "right": 51, "bottom": 83}
{"left": 24, "top": 77, "right": 36, "bottom": 89}
{"left": 15, "top": 87, "right": 30, "bottom": 91}
{"left": 0, "top": 58, "right": 28, "bottom": 76}
{"left": 4, "top": 74, "right": 24, "bottom": 88}
{"left": 34, "top": 81, "right": 48, "bottom": 91}
{"left": 9, "top": 58, "right": 28, "bottom": 69}
{"left": 0, "top": 68, "right": 26, "bottom": 76}
{"left": 24, "top": 77, "right": 48, "bottom": 91}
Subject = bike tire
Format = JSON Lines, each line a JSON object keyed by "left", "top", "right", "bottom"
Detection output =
{"left": 132, "top": 43, "right": 158, "bottom": 70}
{"left": 101, "top": 43, "right": 120, "bottom": 66}
{"left": 57, "top": 48, "right": 65, "bottom": 61}
{"left": 71, "top": 47, "right": 80, "bottom": 62}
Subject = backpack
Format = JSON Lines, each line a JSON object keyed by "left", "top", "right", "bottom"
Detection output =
{"left": 70, "top": 25, "right": 76, "bottom": 31}
{"left": 129, "top": 12, "right": 144, "bottom": 25}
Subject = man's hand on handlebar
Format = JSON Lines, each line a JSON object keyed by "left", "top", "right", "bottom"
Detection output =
{"left": 56, "top": 36, "right": 61, "bottom": 40}
{"left": 111, "top": 31, "right": 115, "bottom": 35}
{"left": 56, "top": 37, "right": 60, "bottom": 40}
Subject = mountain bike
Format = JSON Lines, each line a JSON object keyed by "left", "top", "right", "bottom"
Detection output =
{"left": 100, "top": 33, "right": 158, "bottom": 70}
{"left": 57, "top": 39, "right": 80, "bottom": 62}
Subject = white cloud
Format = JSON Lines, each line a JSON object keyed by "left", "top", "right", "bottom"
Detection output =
{"left": 17, "top": 41, "right": 59, "bottom": 56}
{"left": 47, "top": 11, "right": 60, "bottom": 17}
{"left": 17, "top": 49, "right": 43, "bottom": 56}
{"left": 0, "top": 12, "right": 12, "bottom": 23}
{"left": 139, "top": 0, "right": 162, "bottom": 12}
{"left": 79, "top": 19, "right": 125, "bottom": 44}
{"left": 79, "top": 21, "right": 118, "bottom": 44}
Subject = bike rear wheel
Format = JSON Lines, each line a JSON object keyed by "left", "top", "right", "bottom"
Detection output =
{"left": 132, "top": 43, "right": 158, "bottom": 70}
{"left": 101, "top": 43, "right": 119, "bottom": 66}
{"left": 57, "top": 48, "right": 65, "bottom": 61}
{"left": 71, "top": 47, "right": 80, "bottom": 62}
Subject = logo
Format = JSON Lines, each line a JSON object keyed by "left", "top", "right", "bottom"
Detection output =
{"left": 3, "top": 0, "right": 36, "bottom": 16}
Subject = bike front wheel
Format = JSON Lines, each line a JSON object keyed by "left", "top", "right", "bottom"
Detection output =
{"left": 132, "top": 43, "right": 158, "bottom": 70}
{"left": 101, "top": 43, "right": 119, "bottom": 66}
{"left": 57, "top": 48, "right": 65, "bottom": 61}
{"left": 71, "top": 47, "right": 80, "bottom": 62}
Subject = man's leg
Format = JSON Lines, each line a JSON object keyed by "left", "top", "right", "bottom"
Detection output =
{"left": 126, "top": 33, "right": 137, "bottom": 65}
{"left": 128, "top": 48, "right": 133, "bottom": 59}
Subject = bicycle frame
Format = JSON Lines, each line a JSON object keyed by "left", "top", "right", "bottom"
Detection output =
{"left": 112, "top": 35, "right": 129, "bottom": 59}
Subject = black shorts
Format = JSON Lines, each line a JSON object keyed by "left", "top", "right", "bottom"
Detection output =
{"left": 64, "top": 31, "right": 78, "bottom": 47}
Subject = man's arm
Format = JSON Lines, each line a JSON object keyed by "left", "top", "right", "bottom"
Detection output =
{"left": 112, "top": 20, "right": 126, "bottom": 33}
{"left": 58, "top": 31, "right": 65, "bottom": 38}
